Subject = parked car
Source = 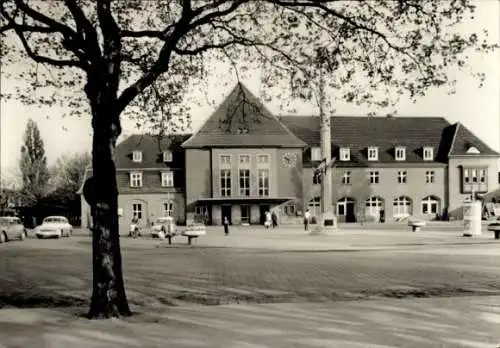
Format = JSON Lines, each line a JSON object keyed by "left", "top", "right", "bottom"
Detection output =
{"left": 0, "top": 216, "right": 27, "bottom": 243}
{"left": 35, "top": 216, "right": 73, "bottom": 239}
{"left": 151, "top": 216, "right": 175, "bottom": 239}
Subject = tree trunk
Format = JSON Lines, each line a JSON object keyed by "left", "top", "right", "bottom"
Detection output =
{"left": 87, "top": 107, "right": 131, "bottom": 319}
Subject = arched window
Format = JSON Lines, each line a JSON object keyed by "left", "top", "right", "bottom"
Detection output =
{"left": 421, "top": 196, "right": 440, "bottom": 215}
{"left": 337, "top": 197, "right": 355, "bottom": 216}
{"left": 393, "top": 196, "right": 412, "bottom": 217}
{"left": 308, "top": 197, "right": 321, "bottom": 217}
{"left": 365, "top": 196, "right": 384, "bottom": 218}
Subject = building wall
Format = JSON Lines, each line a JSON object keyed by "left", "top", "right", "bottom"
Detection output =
{"left": 116, "top": 169, "right": 184, "bottom": 194}
{"left": 276, "top": 148, "right": 304, "bottom": 206}
{"left": 117, "top": 192, "right": 185, "bottom": 234}
{"left": 211, "top": 148, "right": 279, "bottom": 198}
{"left": 185, "top": 149, "right": 212, "bottom": 222}
{"left": 448, "top": 156, "right": 499, "bottom": 219}
{"left": 302, "top": 165, "right": 447, "bottom": 221}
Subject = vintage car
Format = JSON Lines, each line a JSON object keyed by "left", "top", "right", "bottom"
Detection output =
{"left": 151, "top": 216, "right": 176, "bottom": 239}
{"left": 0, "top": 216, "right": 27, "bottom": 243}
{"left": 35, "top": 216, "right": 73, "bottom": 239}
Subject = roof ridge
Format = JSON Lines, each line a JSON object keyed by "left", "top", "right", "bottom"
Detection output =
{"left": 447, "top": 122, "right": 460, "bottom": 158}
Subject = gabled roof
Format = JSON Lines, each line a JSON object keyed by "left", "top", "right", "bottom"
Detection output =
{"left": 182, "top": 84, "right": 306, "bottom": 148}
{"left": 448, "top": 123, "right": 499, "bottom": 156}
{"left": 280, "top": 116, "right": 454, "bottom": 163}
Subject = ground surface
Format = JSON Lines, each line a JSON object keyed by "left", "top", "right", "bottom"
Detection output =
{"left": 1, "top": 223, "right": 499, "bottom": 347}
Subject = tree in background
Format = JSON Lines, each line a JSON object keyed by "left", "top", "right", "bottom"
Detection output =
{"left": 19, "top": 119, "right": 49, "bottom": 206}
{"left": 1, "top": 0, "right": 496, "bottom": 318}
{"left": 49, "top": 152, "right": 91, "bottom": 204}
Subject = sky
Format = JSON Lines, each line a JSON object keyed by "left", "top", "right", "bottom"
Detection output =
{"left": 1, "top": 0, "right": 499, "bottom": 180}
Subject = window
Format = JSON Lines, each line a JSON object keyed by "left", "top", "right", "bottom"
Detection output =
{"left": 161, "top": 171, "right": 174, "bottom": 187}
{"left": 369, "top": 171, "right": 379, "bottom": 184}
{"left": 340, "top": 147, "right": 351, "bottom": 161}
{"left": 220, "top": 169, "right": 231, "bottom": 196}
{"left": 365, "top": 196, "right": 383, "bottom": 218}
{"left": 308, "top": 197, "right": 321, "bottom": 217}
{"left": 422, "top": 196, "right": 440, "bottom": 215}
{"left": 462, "top": 167, "right": 488, "bottom": 193}
{"left": 423, "top": 147, "right": 434, "bottom": 161}
{"left": 397, "top": 170, "right": 407, "bottom": 184}
{"left": 341, "top": 171, "right": 351, "bottom": 184}
{"left": 425, "top": 170, "right": 435, "bottom": 184}
{"left": 393, "top": 196, "right": 412, "bottom": 217}
{"left": 132, "top": 203, "right": 142, "bottom": 219}
{"left": 220, "top": 155, "right": 231, "bottom": 166}
{"left": 283, "top": 203, "right": 296, "bottom": 216}
{"left": 311, "top": 147, "right": 321, "bottom": 161}
{"left": 130, "top": 172, "right": 143, "bottom": 187}
{"left": 195, "top": 205, "right": 208, "bottom": 223}
{"left": 258, "top": 169, "right": 270, "bottom": 196}
{"left": 395, "top": 147, "right": 406, "bottom": 161}
{"left": 258, "top": 154, "right": 270, "bottom": 166}
{"left": 163, "top": 151, "right": 173, "bottom": 162}
{"left": 239, "top": 155, "right": 250, "bottom": 166}
{"left": 313, "top": 170, "right": 321, "bottom": 185}
{"left": 163, "top": 201, "right": 174, "bottom": 217}
{"left": 239, "top": 169, "right": 250, "bottom": 196}
{"left": 367, "top": 147, "right": 378, "bottom": 161}
{"left": 132, "top": 151, "right": 142, "bottom": 163}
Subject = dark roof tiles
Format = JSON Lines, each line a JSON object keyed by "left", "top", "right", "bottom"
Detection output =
{"left": 448, "top": 123, "right": 499, "bottom": 156}
{"left": 281, "top": 115, "right": 458, "bottom": 163}
{"left": 182, "top": 84, "right": 306, "bottom": 148}
{"left": 115, "top": 134, "right": 191, "bottom": 168}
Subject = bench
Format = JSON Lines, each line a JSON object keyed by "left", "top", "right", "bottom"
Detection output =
{"left": 159, "top": 226, "right": 207, "bottom": 245}
{"left": 181, "top": 228, "right": 206, "bottom": 245}
{"left": 408, "top": 220, "right": 426, "bottom": 232}
{"left": 487, "top": 224, "right": 500, "bottom": 240}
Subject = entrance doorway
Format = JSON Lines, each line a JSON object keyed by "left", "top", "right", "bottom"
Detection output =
{"left": 337, "top": 197, "right": 356, "bottom": 223}
{"left": 345, "top": 202, "right": 356, "bottom": 222}
{"left": 259, "top": 204, "right": 270, "bottom": 225}
{"left": 240, "top": 205, "right": 250, "bottom": 224}
{"left": 221, "top": 205, "right": 232, "bottom": 225}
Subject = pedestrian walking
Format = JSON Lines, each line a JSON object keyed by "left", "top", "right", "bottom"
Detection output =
{"left": 271, "top": 210, "right": 278, "bottom": 228}
{"left": 223, "top": 216, "right": 230, "bottom": 235}
{"left": 303, "top": 209, "right": 311, "bottom": 231}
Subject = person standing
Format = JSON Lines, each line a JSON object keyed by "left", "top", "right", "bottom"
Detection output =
{"left": 303, "top": 209, "right": 311, "bottom": 231}
{"left": 264, "top": 211, "right": 272, "bottom": 229}
{"left": 223, "top": 216, "right": 229, "bottom": 235}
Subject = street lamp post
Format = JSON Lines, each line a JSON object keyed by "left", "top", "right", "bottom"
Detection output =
{"left": 311, "top": 48, "right": 337, "bottom": 234}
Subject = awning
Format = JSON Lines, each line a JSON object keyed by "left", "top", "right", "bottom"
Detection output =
{"left": 195, "top": 197, "right": 296, "bottom": 205}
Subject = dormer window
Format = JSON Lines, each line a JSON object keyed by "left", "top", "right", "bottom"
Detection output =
{"left": 163, "top": 150, "right": 173, "bottom": 162}
{"left": 367, "top": 147, "right": 378, "bottom": 161}
{"left": 311, "top": 147, "right": 321, "bottom": 161}
{"left": 466, "top": 146, "right": 480, "bottom": 154}
{"left": 132, "top": 151, "right": 142, "bottom": 163}
{"left": 423, "top": 146, "right": 434, "bottom": 161}
{"left": 339, "top": 147, "right": 350, "bottom": 161}
{"left": 395, "top": 146, "right": 406, "bottom": 161}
